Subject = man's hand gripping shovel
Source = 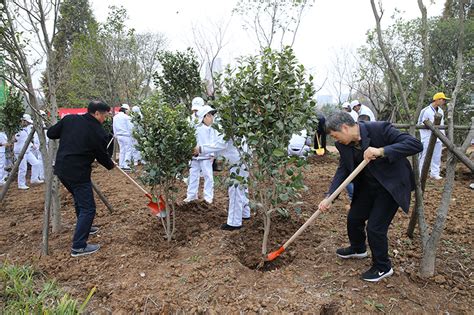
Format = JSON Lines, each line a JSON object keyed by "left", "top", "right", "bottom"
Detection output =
{"left": 263, "top": 159, "right": 369, "bottom": 267}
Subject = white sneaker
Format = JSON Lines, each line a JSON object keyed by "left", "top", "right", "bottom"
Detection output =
{"left": 18, "top": 185, "right": 30, "bottom": 190}
{"left": 430, "top": 175, "right": 443, "bottom": 180}
{"left": 0, "top": 181, "right": 6, "bottom": 186}
{"left": 204, "top": 198, "right": 213, "bottom": 204}
{"left": 31, "top": 179, "right": 44, "bottom": 184}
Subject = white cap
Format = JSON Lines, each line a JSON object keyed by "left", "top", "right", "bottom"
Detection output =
{"left": 191, "top": 97, "right": 205, "bottom": 111}
{"left": 22, "top": 113, "right": 33, "bottom": 123}
{"left": 342, "top": 102, "right": 351, "bottom": 109}
{"left": 350, "top": 100, "right": 361, "bottom": 109}
{"left": 121, "top": 104, "right": 130, "bottom": 110}
{"left": 39, "top": 110, "right": 46, "bottom": 116}
{"left": 196, "top": 105, "right": 216, "bottom": 122}
{"left": 131, "top": 106, "right": 141, "bottom": 113}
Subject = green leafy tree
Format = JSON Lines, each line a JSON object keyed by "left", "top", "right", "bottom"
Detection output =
{"left": 133, "top": 95, "right": 196, "bottom": 241}
{"left": 0, "top": 89, "right": 24, "bottom": 140}
{"left": 214, "top": 46, "right": 318, "bottom": 256}
{"left": 154, "top": 48, "right": 203, "bottom": 107}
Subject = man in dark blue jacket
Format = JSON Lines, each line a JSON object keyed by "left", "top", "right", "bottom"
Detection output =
{"left": 48, "top": 101, "right": 115, "bottom": 257}
{"left": 319, "top": 112, "right": 422, "bottom": 282}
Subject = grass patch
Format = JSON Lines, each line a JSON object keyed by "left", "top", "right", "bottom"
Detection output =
{"left": 0, "top": 262, "right": 95, "bottom": 314}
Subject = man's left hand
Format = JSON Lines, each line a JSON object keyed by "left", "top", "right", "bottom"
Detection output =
{"left": 364, "top": 147, "right": 384, "bottom": 161}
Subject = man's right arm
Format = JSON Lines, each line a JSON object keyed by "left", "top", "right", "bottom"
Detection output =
{"left": 94, "top": 131, "right": 115, "bottom": 170}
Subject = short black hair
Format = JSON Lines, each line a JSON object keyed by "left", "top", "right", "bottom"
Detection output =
{"left": 119, "top": 107, "right": 127, "bottom": 113}
{"left": 326, "top": 112, "right": 357, "bottom": 132}
{"left": 358, "top": 114, "right": 371, "bottom": 122}
{"left": 88, "top": 101, "right": 110, "bottom": 114}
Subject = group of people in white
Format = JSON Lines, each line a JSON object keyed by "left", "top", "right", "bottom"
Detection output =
{"left": 1, "top": 93, "right": 450, "bottom": 219}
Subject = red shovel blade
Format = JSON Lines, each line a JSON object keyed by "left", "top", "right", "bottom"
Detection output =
{"left": 145, "top": 194, "right": 166, "bottom": 215}
{"left": 267, "top": 246, "right": 285, "bottom": 261}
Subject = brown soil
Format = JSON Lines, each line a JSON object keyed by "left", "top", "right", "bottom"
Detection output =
{"left": 1, "top": 151, "right": 472, "bottom": 313}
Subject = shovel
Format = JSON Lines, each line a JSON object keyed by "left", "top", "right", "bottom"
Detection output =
{"left": 266, "top": 159, "right": 369, "bottom": 262}
{"left": 314, "top": 134, "right": 325, "bottom": 156}
{"left": 115, "top": 165, "right": 166, "bottom": 216}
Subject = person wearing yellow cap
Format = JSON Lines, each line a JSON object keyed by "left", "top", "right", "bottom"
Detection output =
{"left": 417, "top": 92, "right": 449, "bottom": 180}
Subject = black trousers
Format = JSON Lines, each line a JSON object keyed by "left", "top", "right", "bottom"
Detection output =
{"left": 58, "top": 177, "right": 96, "bottom": 249}
{"left": 348, "top": 181, "right": 399, "bottom": 272}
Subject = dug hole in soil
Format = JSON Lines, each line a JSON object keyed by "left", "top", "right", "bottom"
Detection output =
{"left": 0, "top": 152, "right": 472, "bottom": 313}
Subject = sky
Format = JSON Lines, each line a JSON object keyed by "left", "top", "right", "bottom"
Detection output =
{"left": 90, "top": 0, "right": 446, "bottom": 98}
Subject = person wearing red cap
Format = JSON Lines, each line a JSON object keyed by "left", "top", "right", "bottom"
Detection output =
{"left": 417, "top": 92, "right": 449, "bottom": 180}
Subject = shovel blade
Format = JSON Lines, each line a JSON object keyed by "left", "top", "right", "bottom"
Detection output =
{"left": 316, "top": 148, "right": 325, "bottom": 156}
{"left": 267, "top": 246, "right": 285, "bottom": 261}
{"left": 145, "top": 194, "right": 166, "bottom": 215}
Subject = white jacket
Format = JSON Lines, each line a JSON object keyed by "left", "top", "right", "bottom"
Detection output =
{"left": 195, "top": 124, "right": 227, "bottom": 160}
{"left": 14, "top": 125, "right": 33, "bottom": 154}
{"left": 0, "top": 131, "right": 7, "bottom": 153}
{"left": 418, "top": 104, "right": 444, "bottom": 142}
{"left": 359, "top": 104, "right": 376, "bottom": 122}
{"left": 289, "top": 130, "right": 310, "bottom": 149}
{"left": 113, "top": 112, "right": 132, "bottom": 137}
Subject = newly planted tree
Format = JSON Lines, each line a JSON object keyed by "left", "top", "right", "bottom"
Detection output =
{"left": 214, "top": 46, "right": 318, "bottom": 256}
{"left": 132, "top": 97, "right": 196, "bottom": 241}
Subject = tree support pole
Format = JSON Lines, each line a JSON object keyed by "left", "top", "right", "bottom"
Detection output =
{"left": 423, "top": 120, "right": 474, "bottom": 172}
{"left": 91, "top": 180, "right": 114, "bottom": 214}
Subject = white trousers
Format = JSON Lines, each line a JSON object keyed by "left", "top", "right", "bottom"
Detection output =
{"left": 15, "top": 151, "right": 40, "bottom": 187}
{"left": 0, "top": 152, "right": 5, "bottom": 181}
{"left": 227, "top": 166, "right": 250, "bottom": 227}
{"left": 117, "top": 135, "right": 132, "bottom": 168}
{"left": 419, "top": 139, "right": 442, "bottom": 177}
{"left": 131, "top": 137, "right": 141, "bottom": 164}
{"left": 31, "top": 148, "right": 44, "bottom": 180}
{"left": 288, "top": 145, "right": 310, "bottom": 157}
{"left": 186, "top": 159, "right": 214, "bottom": 201}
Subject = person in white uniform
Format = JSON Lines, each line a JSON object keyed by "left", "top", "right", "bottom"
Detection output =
{"left": 418, "top": 92, "right": 448, "bottom": 180}
{"left": 189, "top": 97, "right": 204, "bottom": 128}
{"left": 342, "top": 102, "right": 358, "bottom": 122}
{"left": 219, "top": 138, "right": 251, "bottom": 230}
{"left": 287, "top": 129, "right": 311, "bottom": 158}
{"left": 0, "top": 130, "right": 8, "bottom": 184}
{"left": 350, "top": 100, "right": 376, "bottom": 122}
{"left": 184, "top": 105, "right": 226, "bottom": 204}
{"left": 130, "top": 105, "right": 143, "bottom": 165}
{"left": 14, "top": 114, "right": 40, "bottom": 189}
{"left": 113, "top": 104, "right": 133, "bottom": 170}
{"left": 30, "top": 110, "right": 48, "bottom": 183}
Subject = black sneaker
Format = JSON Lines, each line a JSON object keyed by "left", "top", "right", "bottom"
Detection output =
{"left": 361, "top": 266, "right": 394, "bottom": 282}
{"left": 220, "top": 223, "right": 241, "bottom": 231}
{"left": 89, "top": 226, "right": 100, "bottom": 235}
{"left": 336, "top": 246, "right": 368, "bottom": 259}
{"left": 71, "top": 244, "right": 100, "bottom": 257}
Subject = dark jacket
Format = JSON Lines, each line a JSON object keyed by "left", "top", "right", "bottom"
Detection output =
{"left": 47, "top": 113, "right": 114, "bottom": 183}
{"left": 328, "top": 121, "right": 423, "bottom": 213}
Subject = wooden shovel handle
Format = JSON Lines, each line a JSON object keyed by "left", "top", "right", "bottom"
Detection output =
{"left": 115, "top": 164, "right": 148, "bottom": 195}
{"left": 282, "top": 159, "right": 369, "bottom": 250}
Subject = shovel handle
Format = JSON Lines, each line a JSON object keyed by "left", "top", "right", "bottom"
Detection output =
{"left": 316, "top": 134, "right": 322, "bottom": 149}
{"left": 115, "top": 164, "right": 148, "bottom": 195}
{"left": 281, "top": 159, "right": 369, "bottom": 250}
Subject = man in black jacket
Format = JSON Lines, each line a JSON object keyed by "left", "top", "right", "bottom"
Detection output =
{"left": 48, "top": 101, "right": 115, "bottom": 257}
{"left": 318, "top": 112, "right": 422, "bottom": 282}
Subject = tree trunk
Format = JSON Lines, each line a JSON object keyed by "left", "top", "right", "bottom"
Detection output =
{"left": 407, "top": 114, "right": 442, "bottom": 237}
{"left": 261, "top": 211, "right": 271, "bottom": 256}
{"left": 51, "top": 175, "right": 62, "bottom": 233}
